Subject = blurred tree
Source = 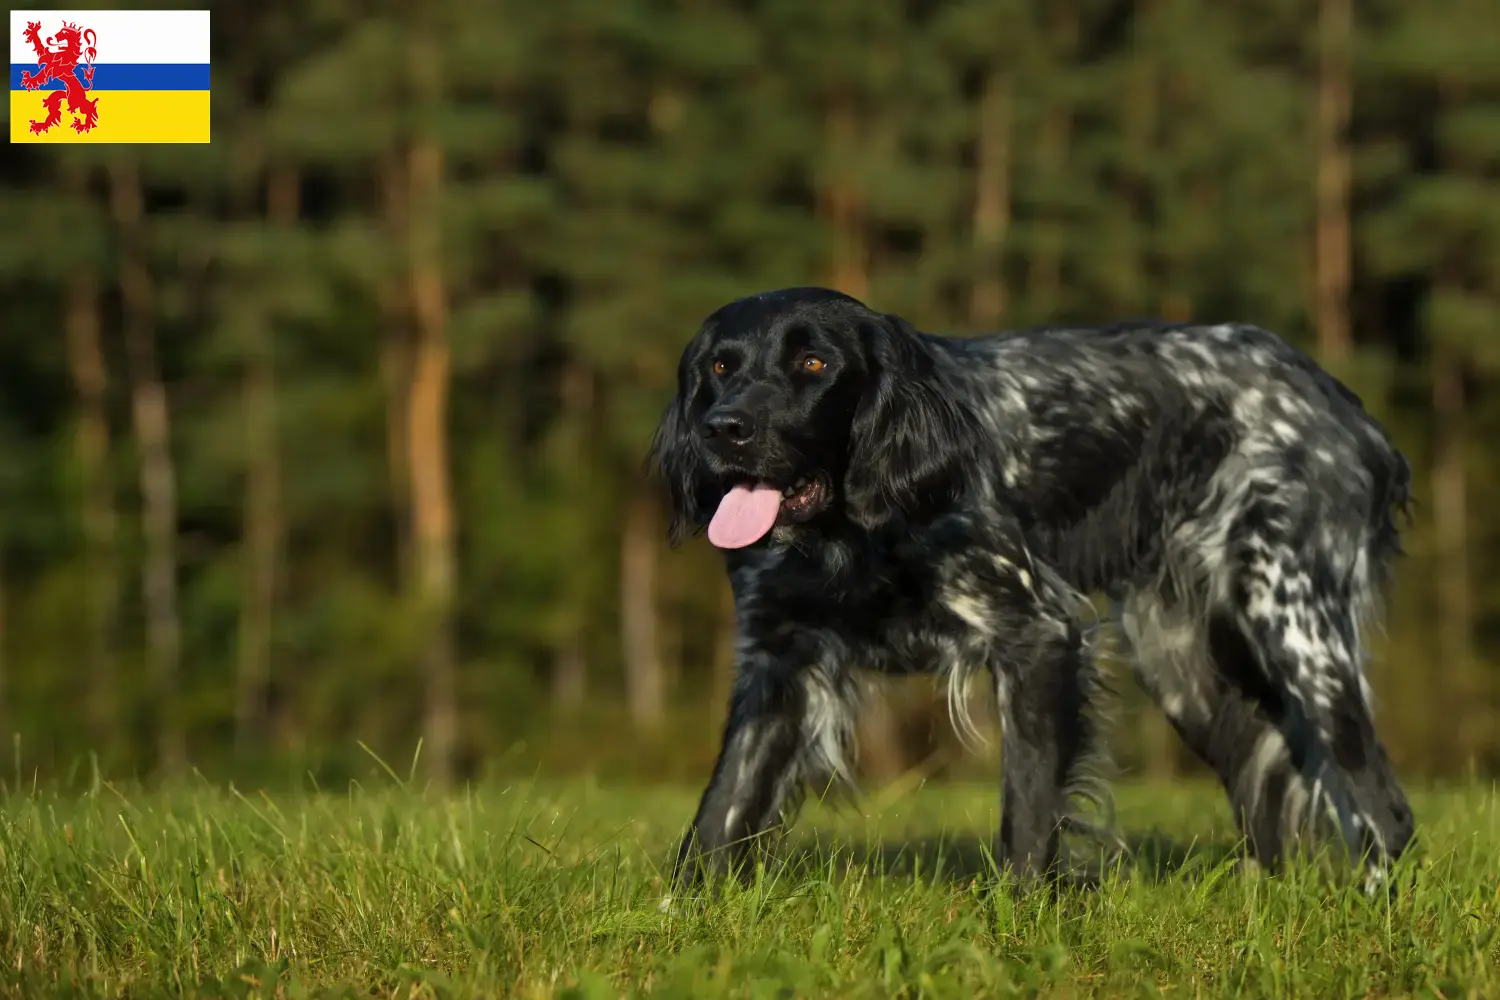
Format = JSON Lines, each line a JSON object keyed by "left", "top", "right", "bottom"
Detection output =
{"left": 61, "top": 163, "right": 120, "bottom": 751}
{"left": 1315, "top": 0, "right": 1355, "bottom": 363}
{"left": 968, "top": 65, "right": 1014, "bottom": 330}
{"left": 546, "top": 360, "right": 597, "bottom": 714}
{"left": 1363, "top": 0, "right": 1500, "bottom": 771}
{"left": 1021, "top": 0, "right": 1077, "bottom": 325}
{"left": 109, "top": 158, "right": 185, "bottom": 777}
{"left": 0, "top": 0, "right": 1491, "bottom": 784}
{"left": 404, "top": 25, "right": 460, "bottom": 787}
{"left": 233, "top": 163, "right": 295, "bottom": 754}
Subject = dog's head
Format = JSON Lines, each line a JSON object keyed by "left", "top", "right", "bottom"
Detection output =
{"left": 649, "top": 287, "right": 983, "bottom": 549}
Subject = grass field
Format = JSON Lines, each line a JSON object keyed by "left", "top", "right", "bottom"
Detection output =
{"left": 1, "top": 774, "right": 1497, "bottom": 998}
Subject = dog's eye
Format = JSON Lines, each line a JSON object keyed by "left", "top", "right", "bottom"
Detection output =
{"left": 711, "top": 359, "right": 729, "bottom": 376}
{"left": 802, "top": 355, "right": 826, "bottom": 373}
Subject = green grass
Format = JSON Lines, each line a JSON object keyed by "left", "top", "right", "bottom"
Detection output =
{"left": 1, "top": 775, "right": 1497, "bottom": 998}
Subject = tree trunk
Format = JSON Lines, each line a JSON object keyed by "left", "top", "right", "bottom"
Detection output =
{"left": 110, "top": 159, "right": 184, "bottom": 777}
{"left": 1160, "top": 183, "right": 1209, "bottom": 324}
{"left": 380, "top": 150, "right": 414, "bottom": 587}
{"left": 1314, "top": 0, "right": 1354, "bottom": 364}
{"left": 970, "top": 68, "right": 1014, "bottom": 329}
{"left": 621, "top": 491, "right": 665, "bottom": 731}
{"left": 1430, "top": 350, "right": 1472, "bottom": 773}
{"left": 0, "top": 553, "right": 7, "bottom": 744}
{"left": 658, "top": 556, "right": 682, "bottom": 701}
{"left": 821, "top": 97, "right": 868, "bottom": 300}
{"left": 1026, "top": 114, "right": 1072, "bottom": 319}
{"left": 406, "top": 131, "right": 458, "bottom": 789}
{"left": 1121, "top": 7, "right": 1160, "bottom": 321}
{"left": 236, "top": 165, "right": 296, "bottom": 754}
{"left": 552, "top": 642, "right": 588, "bottom": 713}
{"left": 552, "top": 361, "right": 595, "bottom": 713}
{"left": 64, "top": 176, "right": 119, "bottom": 751}
{"left": 1026, "top": 2, "right": 1076, "bottom": 321}
{"left": 1160, "top": 293, "right": 1192, "bottom": 324}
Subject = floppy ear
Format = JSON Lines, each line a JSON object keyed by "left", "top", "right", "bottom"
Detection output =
{"left": 843, "top": 315, "right": 984, "bottom": 531}
{"left": 647, "top": 390, "right": 717, "bottom": 547}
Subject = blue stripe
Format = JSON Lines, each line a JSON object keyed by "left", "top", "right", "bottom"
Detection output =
{"left": 10, "top": 63, "right": 209, "bottom": 91}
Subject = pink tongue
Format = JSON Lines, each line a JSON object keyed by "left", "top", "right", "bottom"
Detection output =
{"left": 707, "top": 483, "right": 782, "bottom": 549}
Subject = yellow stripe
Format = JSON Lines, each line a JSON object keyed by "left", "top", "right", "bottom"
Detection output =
{"left": 10, "top": 90, "right": 210, "bottom": 144}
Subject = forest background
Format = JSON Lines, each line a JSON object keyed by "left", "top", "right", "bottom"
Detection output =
{"left": 1, "top": 0, "right": 1497, "bottom": 792}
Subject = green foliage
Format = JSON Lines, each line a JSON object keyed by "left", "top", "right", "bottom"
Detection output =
{"left": 0, "top": 0, "right": 1497, "bottom": 781}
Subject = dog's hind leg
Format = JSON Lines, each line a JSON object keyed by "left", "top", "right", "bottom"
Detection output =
{"left": 1228, "top": 536, "right": 1415, "bottom": 886}
{"left": 1118, "top": 587, "right": 1336, "bottom": 870}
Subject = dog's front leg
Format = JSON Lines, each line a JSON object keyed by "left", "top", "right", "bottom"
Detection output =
{"left": 994, "top": 611, "right": 1091, "bottom": 888}
{"left": 954, "top": 545, "right": 1094, "bottom": 890}
{"left": 670, "top": 648, "right": 850, "bottom": 892}
{"left": 939, "top": 533, "right": 1096, "bottom": 889}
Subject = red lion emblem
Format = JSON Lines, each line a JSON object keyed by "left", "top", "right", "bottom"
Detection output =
{"left": 20, "top": 19, "right": 100, "bottom": 135}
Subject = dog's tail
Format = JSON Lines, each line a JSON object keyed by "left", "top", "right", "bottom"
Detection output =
{"left": 1373, "top": 446, "right": 1414, "bottom": 564}
{"left": 1289, "top": 337, "right": 1414, "bottom": 570}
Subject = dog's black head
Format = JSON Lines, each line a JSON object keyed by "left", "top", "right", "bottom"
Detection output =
{"left": 649, "top": 287, "right": 983, "bottom": 549}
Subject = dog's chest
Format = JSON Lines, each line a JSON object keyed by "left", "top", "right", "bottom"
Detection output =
{"left": 737, "top": 533, "right": 1013, "bottom": 677}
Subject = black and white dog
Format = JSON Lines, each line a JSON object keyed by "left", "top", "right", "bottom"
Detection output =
{"left": 649, "top": 286, "right": 1415, "bottom": 892}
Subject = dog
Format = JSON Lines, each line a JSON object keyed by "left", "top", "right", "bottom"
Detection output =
{"left": 648, "top": 286, "right": 1415, "bottom": 893}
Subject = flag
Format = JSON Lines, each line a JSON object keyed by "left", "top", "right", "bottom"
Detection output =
{"left": 10, "top": 9, "right": 209, "bottom": 143}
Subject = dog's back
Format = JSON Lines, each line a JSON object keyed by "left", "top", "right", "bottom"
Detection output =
{"left": 931, "top": 321, "right": 1411, "bottom": 598}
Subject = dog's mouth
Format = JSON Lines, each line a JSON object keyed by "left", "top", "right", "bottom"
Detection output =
{"left": 707, "top": 473, "right": 831, "bottom": 549}
{"left": 779, "top": 474, "right": 831, "bottom": 521}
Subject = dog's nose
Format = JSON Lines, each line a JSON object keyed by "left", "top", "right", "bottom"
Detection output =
{"left": 703, "top": 408, "right": 755, "bottom": 445}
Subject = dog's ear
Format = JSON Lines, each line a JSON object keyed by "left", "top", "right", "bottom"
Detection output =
{"left": 843, "top": 314, "right": 983, "bottom": 531}
{"left": 647, "top": 387, "right": 716, "bottom": 547}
